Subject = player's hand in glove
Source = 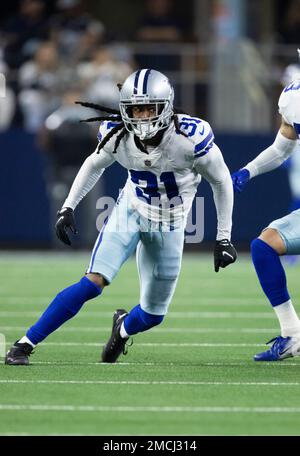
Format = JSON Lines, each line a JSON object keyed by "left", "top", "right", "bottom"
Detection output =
{"left": 231, "top": 168, "right": 250, "bottom": 193}
{"left": 55, "top": 207, "right": 78, "bottom": 246}
{"left": 214, "top": 239, "right": 237, "bottom": 272}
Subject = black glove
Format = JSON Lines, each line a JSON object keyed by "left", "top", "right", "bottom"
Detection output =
{"left": 214, "top": 239, "right": 237, "bottom": 272}
{"left": 55, "top": 207, "right": 78, "bottom": 246}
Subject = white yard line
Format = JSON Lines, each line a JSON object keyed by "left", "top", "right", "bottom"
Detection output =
{"left": 0, "top": 311, "right": 275, "bottom": 319}
{"left": 0, "top": 297, "right": 266, "bottom": 306}
{"left": 0, "top": 297, "right": 52, "bottom": 302}
{"left": 6, "top": 341, "right": 264, "bottom": 347}
{"left": 1, "top": 404, "right": 300, "bottom": 413}
{"left": 0, "top": 379, "right": 299, "bottom": 386}
{"left": 0, "top": 326, "right": 276, "bottom": 334}
{"left": 17, "top": 360, "right": 300, "bottom": 367}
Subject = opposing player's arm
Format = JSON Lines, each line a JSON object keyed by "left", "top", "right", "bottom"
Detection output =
{"left": 232, "top": 118, "right": 297, "bottom": 192}
{"left": 245, "top": 118, "right": 297, "bottom": 178}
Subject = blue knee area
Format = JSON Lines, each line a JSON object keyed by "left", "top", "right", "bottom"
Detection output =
{"left": 124, "top": 304, "right": 164, "bottom": 336}
{"left": 27, "top": 277, "right": 101, "bottom": 345}
{"left": 250, "top": 238, "right": 290, "bottom": 307}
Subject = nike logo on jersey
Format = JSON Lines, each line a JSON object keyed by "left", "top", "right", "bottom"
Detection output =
{"left": 199, "top": 126, "right": 205, "bottom": 135}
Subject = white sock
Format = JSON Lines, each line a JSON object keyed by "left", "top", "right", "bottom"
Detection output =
{"left": 274, "top": 300, "right": 300, "bottom": 338}
{"left": 119, "top": 322, "right": 130, "bottom": 339}
{"left": 19, "top": 336, "right": 36, "bottom": 348}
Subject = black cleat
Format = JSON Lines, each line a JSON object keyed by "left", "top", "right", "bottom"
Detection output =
{"left": 5, "top": 341, "right": 34, "bottom": 365}
{"left": 101, "top": 309, "right": 131, "bottom": 363}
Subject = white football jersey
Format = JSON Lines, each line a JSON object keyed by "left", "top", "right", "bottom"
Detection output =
{"left": 97, "top": 114, "right": 215, "bottom": 224}
{"left": 278, "top": 78, "right": 300, "bottom": 139}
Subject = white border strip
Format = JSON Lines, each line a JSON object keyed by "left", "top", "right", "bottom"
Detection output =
{"left": 0, "top": 312, "right": 275, "bottom": 319}
{"left": 0, "top": 379, "right": 299, "bottom": 386}
{"left": 0, "top": 326, "right": 276, "bottom": 334}
{"left": 1, "top": 404, "right": 300, "bottom": 413}
{"left": 6, "top": 341, "right": 265, "bottom": 347}
{"left": 24, "top": 361, "right": 300, "bottom": 366}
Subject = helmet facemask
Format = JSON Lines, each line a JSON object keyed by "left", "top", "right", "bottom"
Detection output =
{"left": 120, "top": 98, "right": 173, "bottom": 140}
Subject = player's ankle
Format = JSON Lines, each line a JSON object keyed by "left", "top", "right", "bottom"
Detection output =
{"left": 119, "top": 321, "right": 129, "bottom": 339}
{"left": 18, "top": 336, "right": 36, "bottom": 348}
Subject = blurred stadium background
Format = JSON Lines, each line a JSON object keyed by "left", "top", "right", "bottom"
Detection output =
{"left": 1, "top": 0, "right": 300, "bottom": 251}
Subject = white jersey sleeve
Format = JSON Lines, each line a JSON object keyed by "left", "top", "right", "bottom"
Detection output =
{"left": 278, "top": 78, "right": 300, "bottom": 138}
{"left": 62, "top": 122, "right": 116, "bottom": 210}
{"left": 175, "top": 115, "right": 233, "bottom": 239}
{"left": 193, "top": 143, "right": 233, "bottom": 241}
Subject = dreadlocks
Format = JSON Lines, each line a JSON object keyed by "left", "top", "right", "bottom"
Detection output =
{"left": 76, "top": 101, "right": 126, "bottom": 154}
{"left": 76, "top": 101, "right": 191, "bottom": 154}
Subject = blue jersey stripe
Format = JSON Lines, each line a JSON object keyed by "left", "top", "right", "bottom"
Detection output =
{"left": 97, "top": 121, "right": 120, "bottom": 142}
{"left": 194, "top": 130, "right": 214, "bottom": 154}
{"left": 142, "top": 69, "right": 151, "bottom": 94}
{"left": 133, "top": 70, "right": 141, "bottom": 95}
{"left": 194, "top": 142, "right": 214, "bottom": 158}
{"left": 107, "top": 121, "right": 120, "bottom": 129}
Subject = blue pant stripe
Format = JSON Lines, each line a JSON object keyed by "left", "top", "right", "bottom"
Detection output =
{"left": 89, "top": 218, "right": 108, "bottom": 272}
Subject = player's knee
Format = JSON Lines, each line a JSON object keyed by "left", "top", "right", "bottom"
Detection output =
{"left": 140, "top": 308, "right": 164, "bottom": 329}
{"left": 258, "top": 229, "right": 286, "bottom": 255}
{"left": 85, "top": 273, "right": 108, "bottom": 289}
{"left": 251, "top": 238, "right": 264, "bottom": 260}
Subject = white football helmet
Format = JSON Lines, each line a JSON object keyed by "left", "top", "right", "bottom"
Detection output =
{"left": 119, "top": 69, "right": 174, "bottom": 140}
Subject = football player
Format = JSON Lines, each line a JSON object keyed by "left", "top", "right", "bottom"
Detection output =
{"left": 6, "top": 69, "right": 237, "bottom": 365}
{"left": 232, "top": 50, "right": 300, "bottom": 361}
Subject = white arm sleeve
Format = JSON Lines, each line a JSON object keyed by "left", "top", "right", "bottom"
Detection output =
{"left": 194, "top": 143, "right": 233, "bottom": 241}
{"left": 245, "top": 131, "right": 296, "bottom": 178}
{"left": 63, "top": 148, "right": 115, "bottom": 210}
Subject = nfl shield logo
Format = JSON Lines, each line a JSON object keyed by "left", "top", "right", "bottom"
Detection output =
{"left": 144, "top": 160, "right": 152, "bottom": 167}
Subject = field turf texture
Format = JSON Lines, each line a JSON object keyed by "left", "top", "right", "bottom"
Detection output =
{"left": 1, "top": 252, "right": 300, "bottom": 436}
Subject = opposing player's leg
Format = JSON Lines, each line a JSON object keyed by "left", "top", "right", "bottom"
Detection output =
{"left": 102, "top": 225, "right": 185, "bottom": 363}
{"left": 251, "top": 209, "right": 300, "bottom": 361}
{"left": 5, "top": 199, "right": 140, "bottom": 365}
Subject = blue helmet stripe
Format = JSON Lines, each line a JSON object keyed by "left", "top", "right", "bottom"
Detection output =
{"left": 142, "top": 69, "right": 151, "bottom": 94}
{"left": 133, "top": 70, "right": 141, "bottom": 95}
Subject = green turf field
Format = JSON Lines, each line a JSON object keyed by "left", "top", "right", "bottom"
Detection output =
{"left": 1, "top": 252, "right": 300, "bottom": 436}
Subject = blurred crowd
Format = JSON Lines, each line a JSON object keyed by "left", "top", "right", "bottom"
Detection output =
{"left": 278, "top": 0, "right": 300, "bottom": 46}
{"left": 0, "top": 0, "right": 191, "bottom": 133}
{"left": 0, "top": 0, "right": 132, "bottom": 132}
